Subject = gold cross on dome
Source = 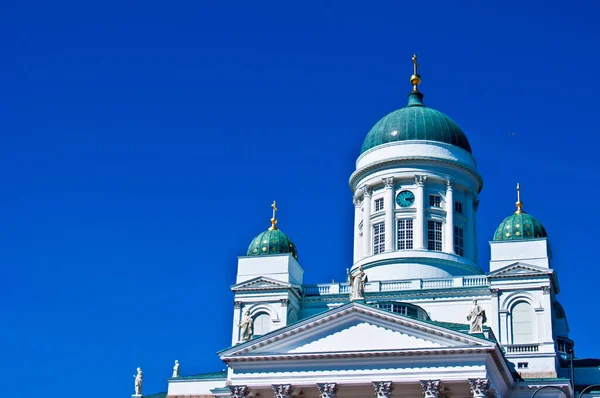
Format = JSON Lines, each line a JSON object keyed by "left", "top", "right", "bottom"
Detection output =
{"left": 515, "top": 183, "right": 523, "bottom": 213}
{"left": 269, "top": 200, "right": 278, "bottom": 230}
{"left": 412, "top": 54, "right": 419, "bottom": 75}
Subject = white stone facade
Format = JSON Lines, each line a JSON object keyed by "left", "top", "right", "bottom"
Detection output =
{"left": 138, "top": 82, "right": 597, "bottom": 398}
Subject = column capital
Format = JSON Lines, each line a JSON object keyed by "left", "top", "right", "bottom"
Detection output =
{"left": 272, "top": 384, "right": 293, "bottom": 398}
{"left": 382, "top": 177, "right": 395, "bottom": 189}
{"left": 490, "top": 288, "right": 500, "bottom": 297}
{"left": 234, "top": 301, "right": 243, "bottom": 308}
{"left": 353, "top": 197, "right": 363, "bottom": 207}
{"left": 373, "top": 381, "right": 393, "bottom": 397}
{"left": 542, "top": 286, "right": 551, "bottom": 295}
{"left": 229, "top": 385, "right": 249, "bottom": 398}
{"left": 361, "top": 185, "right": 373, "bottom": 197}
{"left": 317, "top": 382, "right": 337, "bottom": 398}
{"left": 468, "top": 378, "right": 491, "bottom": 397}
{"left": 420, "top": 379, "right": 441, "bottom": 398}
{"left": 280, "top": 298, "right": 290, "bottom": 307}
{"left": 446, "top": 179, "right": 455, "bottom": 190}
{"left": 415, "top": 175, "right": 427, "bottom": 187}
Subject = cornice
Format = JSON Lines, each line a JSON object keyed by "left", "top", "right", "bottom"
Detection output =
{"left": 349, "top": 155, "right": 483, "bottom": 193}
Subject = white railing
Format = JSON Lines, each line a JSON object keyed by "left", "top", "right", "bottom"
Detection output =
{"left": 303, "top": 275, "right": 489, "bottom": 296}
{"left": 505, "top": 344, "right": 539, "bottom": 353}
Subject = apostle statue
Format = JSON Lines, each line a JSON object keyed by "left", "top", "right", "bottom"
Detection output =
{"left": 467, "top": 299, "right": 486, "bottom": 333}
{"left": 239, "top": 310, "right": 254, "bottom": 341}
{"left": 172, "top": 360, "right": 180, "bottom": 378}
{"left": 348, "top": 265, "right": 367, "bottom": 301}
{"left": 134, "top": 367, "right": 143, "bottom": 395}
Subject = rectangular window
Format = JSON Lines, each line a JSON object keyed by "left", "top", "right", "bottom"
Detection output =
{"left": 374, "top": 197, "right": 384, "bottom": 212}
{"left": 454, "top": 226, "right": 464, "bottom": 256}
{"left": 429, "top": 195, "right": 441, "bottom": 208}
{"left": 373, "top": 222, "right": 385, "bottom": 254}
{"left": 427, "top": 220, "right": 443, "bottom": 251}
{"left": 517, "top": 362, "right": 529, "bottom": 369}
{"left": 455, "top": 201, "right": 463, "bottom": 214}
{"left": 397, "top": 219, "right": 414, "bottom": 250}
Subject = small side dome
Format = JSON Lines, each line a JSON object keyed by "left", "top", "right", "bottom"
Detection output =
{"left": 493, "top": 212, "right": 547, "bottom": 241}
{"left": 493, "top": 183, "right": 548, "bottom": 241}
{"left": 246, "top": 201, "right": 298, "bottom": 260}
{"left": 247, "top": 228, "right": 298, "bottom": 260}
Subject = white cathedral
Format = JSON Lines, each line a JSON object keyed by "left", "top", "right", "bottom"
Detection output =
{"left": 136, "top": 57, "right": 600, "bottom": 398}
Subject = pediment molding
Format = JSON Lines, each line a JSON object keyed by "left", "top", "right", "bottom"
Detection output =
{"left": 488, "top": 262, "right": 553, "bottom": 279}
{"left": 219, "top": 302, "right": 494, "bottom": 360}
{"left": 231, "top": 276, "right": 295, "bottom": 292}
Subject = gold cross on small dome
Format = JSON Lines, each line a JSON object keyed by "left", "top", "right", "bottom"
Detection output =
{"left": 269, "top": 200, "right": 278, "bottom": 230}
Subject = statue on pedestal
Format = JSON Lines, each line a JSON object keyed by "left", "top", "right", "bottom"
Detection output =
{"left": 348, "top": 265, "right": 367, "bottom": 301}
{"left": 467, "top": 299, "right": 486, "bottom": 333}
{"left": 172, "top": 360, "right": 180, "bottom": 378}
{"left": 239, "top": 311, "right": 254, "bottom": 341}
{"left": 133, "top": 367, "right": 143, "bottom": 395}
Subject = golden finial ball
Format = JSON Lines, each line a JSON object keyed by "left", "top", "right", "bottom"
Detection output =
{"left": 410, "top": 74, "right": 421, "bottom": 86}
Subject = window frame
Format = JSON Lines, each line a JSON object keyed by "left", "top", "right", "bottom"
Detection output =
{"left": 427, "top": 220, "right": 443, "bottom": 251}
{"left": 374, "top": 197, "right": 384, "bottom": 212}
{"left": 373, "top": 222, "right": 385, "bottom": 255}
{"left": 429, "top": 194, "right": 442, "bottom": 208}
{"left": 454, "top": 226, "right": 464, "bottom": 256}
{"left": 396, "top": 218, "right": 414, "bottom": 250}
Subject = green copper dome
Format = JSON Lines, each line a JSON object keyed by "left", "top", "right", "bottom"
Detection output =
{"left": 360, "top": 93, "right": 472, "bottom": 154}
{"left": 247, "top": 228, "right": 298, "bottom": 260}
{"left": 493, "top": 211, "right": 548, "bottom": 241}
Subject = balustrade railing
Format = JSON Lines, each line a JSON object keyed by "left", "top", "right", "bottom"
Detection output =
{"left": 303, "top": 274, "right": 489, "bottom": 296}
{"left": 504, "top": 344, "right": 539, "bottom": 353}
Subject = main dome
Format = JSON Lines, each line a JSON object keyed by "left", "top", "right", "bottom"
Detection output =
{"left": 360, "top": 92, "right": 472, "bottom": 154}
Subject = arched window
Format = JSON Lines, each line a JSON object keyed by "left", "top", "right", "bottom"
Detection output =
{"left": 512, "top": 301, "right": 534, "bottom": 344}
{"left": 253, "top": 312, "right": 272, "bottom": 336}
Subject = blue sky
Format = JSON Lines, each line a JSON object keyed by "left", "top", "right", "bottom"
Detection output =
{"left": 1, "top": 1, "right": 599, "bottom": 396}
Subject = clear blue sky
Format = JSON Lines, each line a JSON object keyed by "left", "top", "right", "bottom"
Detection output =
{"left": 1, "top": 1, "right": 599, "bottom": 396}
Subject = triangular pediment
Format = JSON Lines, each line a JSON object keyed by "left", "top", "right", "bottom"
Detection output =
{"left": 220, "top": 302, "right": 494, "bottom": 360}
{"left": 488, "top": 262, "right": 553, "bottom": 278}
{"left": 231, "top": 276, "right": 293, "bottom": 291}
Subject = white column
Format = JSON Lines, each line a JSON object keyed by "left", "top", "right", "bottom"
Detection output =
{"left": 541, "top": 286, "right": 553, "bottom": 342}
{"left": 444, "top": 180, "right": 455, "bottom": 254}
{"left": 465, "top": 189, "right": 475, "bottom": 260}
{"left": 489, "top": 289, "right": 500, "bottom": 341}
{"left": 383, "top": 177, "right": 395, "bottom": 252}
{"left": 353, "top": 197, "right": 363, "bottom": 263}
{"left": 468, "top": 378, "right": 491, "bottom": 398}
{"left": 414, "top": 175, "right": 427, "bottom": 249}
{"left": 361, "top": 186, "right": 372, "bottom": 257}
